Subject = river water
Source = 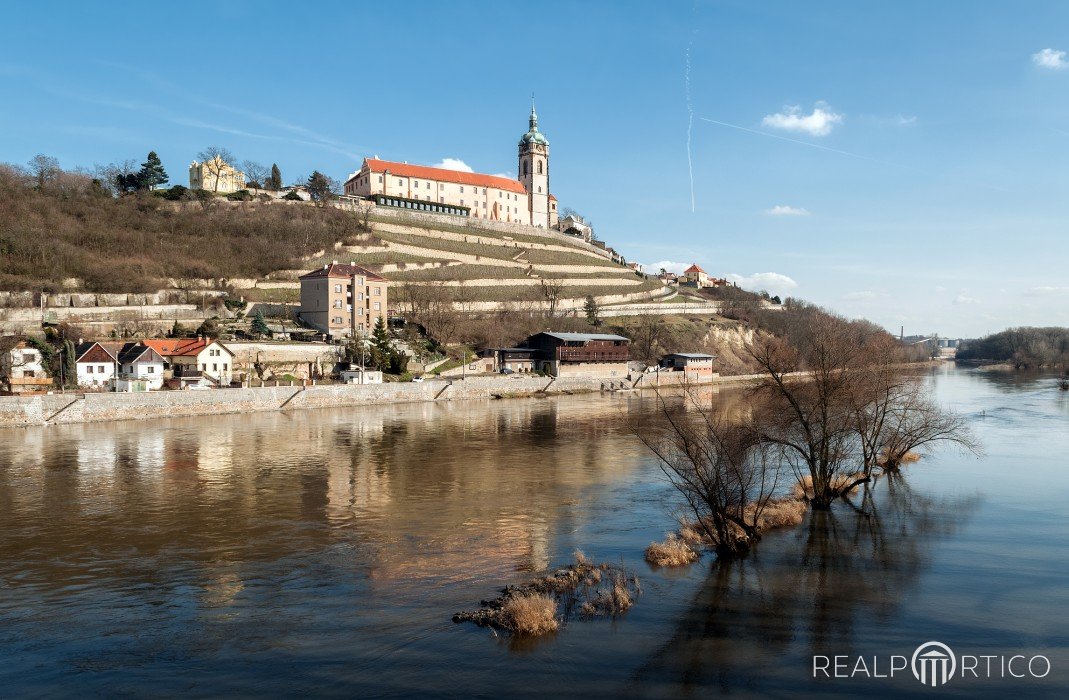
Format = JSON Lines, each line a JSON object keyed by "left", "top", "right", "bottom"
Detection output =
{"left": 0, "top": 366, "right": 1066, "bottom": 697}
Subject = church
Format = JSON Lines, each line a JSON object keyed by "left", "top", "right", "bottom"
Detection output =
{"left": 343, "top": 105, "right": 559, "bottom": 228}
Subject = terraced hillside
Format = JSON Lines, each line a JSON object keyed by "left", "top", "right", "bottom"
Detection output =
{"left": 308, "top": 209, "right": 670, "bottom": 309}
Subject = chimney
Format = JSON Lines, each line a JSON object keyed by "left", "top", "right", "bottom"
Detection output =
{"left": 323, "top": 264, "right": 328, "bottom": 270}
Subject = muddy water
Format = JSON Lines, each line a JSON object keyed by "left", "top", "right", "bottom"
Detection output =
{"left": 0, "top": 366, "right": 1066, "bottom": 697}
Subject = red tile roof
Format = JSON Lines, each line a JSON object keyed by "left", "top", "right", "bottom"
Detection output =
{"left": 355, "top": 158, "right": 527, "bottom": 195}
{"left": 548, "top": 194, "right": 557, "bottom": 201}
{"left": 299, "top": 262, "right": 386, "bottom": 282}
{"left": 143, "top": 338, "right": 229, "bottom": 358}
{"left": 685, "top": 264, "right": 707, "bottom": 274}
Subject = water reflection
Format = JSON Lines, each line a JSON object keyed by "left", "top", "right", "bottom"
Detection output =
{"left": 630, "top": 475, "right": 980, "bottom": 696}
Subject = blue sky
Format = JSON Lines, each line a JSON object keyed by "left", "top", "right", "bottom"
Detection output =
{"left": 3, "top": 1, "right": 1068, "bottom": 337}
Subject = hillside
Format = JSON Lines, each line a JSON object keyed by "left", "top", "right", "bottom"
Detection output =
{"left": 0, "top": 164, "right": 666, "bottom": 309}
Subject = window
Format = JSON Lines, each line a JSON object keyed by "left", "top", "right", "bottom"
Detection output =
{"left": 377, "top": 175, "right": 383, "bottom": 183}
{"left": 373, "top": 302, "right": 381, "bottom": 311}
{"left": 459, "top": 186, "right": 464, "bottom": 193}
{"left": 333, "top": 300, "right": 342, "bottom": 308}
{"left": 498, "top": 191, "right": 502, "bottom": 198}
{"left": 212, "top": 364, "right": 218, "bottom": 371}
{"left": 537, "top": 161, "right": 543, "bottom": 174}
{"left": 223, "top": 364, "right": 228, "bottom": 372}
{"left": 374, "top": 287, "right": 381, "bottom": 296}
{"left": 523, "top": 162, "right": 529, "bottom": 176}
{"left": 439, "top": 197, "right": 444, "bottom": 203}
{"left": 98, "top": 365, "right": 105, "bottom": 373}
{"left": 460, "top": 199, "right": 464, "bottom": 206}
{"left": 426, "top": 182, "right": 430, "bottom": 189}
{"left": 397, "top": 179, "right": 402, "bottom": 186}
{"left": 201, "top": 363, "right": 206, "bottom": 371}
{"left": 482, "top": 202, "right": 486, "bottom": 208}
{"left": 334, "top": 284, "right": 342, "bottom": 293}
{"left": 413, "top": 180, "right": 419, "bottom": 187}
{"left": 358, "top": 292, "right": 364, "bottom": 301}
{"left": 87, "top": 365, "right": 94, "bottom": 374}
{"left": 538, "top": 186, "right": 542, "bottom": 193}
{"left": 147, "top": 366, "right": 155, "bottom": 374}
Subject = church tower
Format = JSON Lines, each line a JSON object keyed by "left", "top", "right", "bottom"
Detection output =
{"left": 518, "top": 102, "right": 549, "bottom": 227}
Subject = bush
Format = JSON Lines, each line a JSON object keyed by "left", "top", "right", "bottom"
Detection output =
{"left": 282, "top": 190, "right": 303, "bottom": 201}
{"left": 226, "top": 189, "right": 252, "bottom": 201}
{"left": 500, "top": 593, "right": 558, "bottom": 636}
{"left": 644, "top": 534, "right": 698, "bottom": 567}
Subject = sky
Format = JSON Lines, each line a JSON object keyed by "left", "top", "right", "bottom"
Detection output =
{"left": 2, "top": 1, "right": 1068, "bottom": 338}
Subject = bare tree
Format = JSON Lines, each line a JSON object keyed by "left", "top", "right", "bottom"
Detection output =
{"left": 540, "top": 278, "right": 564, "bottom": 317}
{"left": 637, "top": 387, "right": 784, "bottom": 557}
{"left": 630, "top": 312, "right": 668, "bottom": 363}
{"left": 241, "top": 161, "right": 269, "bottom": 189}
{"left": 197, "top": 146, "right": 237, "bottom": 192}
{"left": 878, "top": 386, "right": 978, "bottom": 472}
{"left": 27, "top": 154, "right": 60, "bottom": 189}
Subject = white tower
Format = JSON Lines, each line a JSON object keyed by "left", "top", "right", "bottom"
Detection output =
{"left": 518, "top": 102, "right": 549, "bottom": 227}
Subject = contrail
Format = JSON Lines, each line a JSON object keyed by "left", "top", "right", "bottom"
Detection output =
{"left": 699, "top": 116, "right": 889, "bottom": 165}
{"left": 685, "top": 45, "right": 695, "bottom": 213}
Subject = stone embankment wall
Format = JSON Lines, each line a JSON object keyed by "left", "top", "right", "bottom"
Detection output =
{"left": 0, "top": 371, "right": 727, "bottom": 428}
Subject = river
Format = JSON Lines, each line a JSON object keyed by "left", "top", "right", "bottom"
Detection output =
{"left": 0, "top": 365, "right": 1066, "bottom": 697}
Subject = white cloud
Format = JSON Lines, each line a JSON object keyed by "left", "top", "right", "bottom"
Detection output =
{"left": 895, "top": 114, "right": 918, "bottom": 126}
{"left": 953, "top": 294, "right": 980, "bottom": 305}
{"left": 647, "top": 260, "right": 691, "bottom": 275}
{"left": 934, "top": 286, "right": 947, "bottom": 293}
{"left": 1025, "top": 285, "right": 1069, "bottom": 296}
{"left": 1033, "top": 48, "right": 1067, "bottom": 69}
{"left": 726, "top": 272, "right": 799, "bottom": 296}
{"left": 761, "top": 102, "right": 843, "bottom": 137}
{"left": 432, "top": 158, "right": 474, "bottom": 172}
{"left": 765, "top": 205, "right": 811, "bottom": 217}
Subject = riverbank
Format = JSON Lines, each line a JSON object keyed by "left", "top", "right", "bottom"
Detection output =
{"left": 0, "top": 371, "right": 760, "bottom": 428}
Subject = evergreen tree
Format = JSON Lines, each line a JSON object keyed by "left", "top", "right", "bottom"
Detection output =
{"left": 137, "top": 151, "right": 168, "bottom": 190}
{"left": 62, "top": 338, "right": 77, "bottom": 387}
{"left": 371, "top": 317, "right": 391, "bottom": 355}
{"left": 584, "top": 295, "right": 601, "bottom": 327}
{"left": 251, "top": 310, "right": 271, "bottom": 337}
{"left": 306, "top": 170, "right": 335, "bottom": 204}
{"left": 268, "top": 163, "right": 283, "bottom": 191}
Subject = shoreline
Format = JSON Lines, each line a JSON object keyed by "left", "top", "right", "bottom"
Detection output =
{"left": 0, "top": 371, "right": 762, "bottom": 429}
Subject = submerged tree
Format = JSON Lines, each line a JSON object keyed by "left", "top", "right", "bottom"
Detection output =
{"left": 638, "top": 389, "right": 784, "bottom": 557}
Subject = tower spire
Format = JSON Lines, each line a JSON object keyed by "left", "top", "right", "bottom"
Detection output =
{"left": 529, "top": 94, "right": 538, "bottom": 131}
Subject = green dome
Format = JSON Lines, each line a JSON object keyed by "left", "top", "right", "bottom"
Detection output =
{"left": 520, "top": 130, "right": 549, "bottom": 146}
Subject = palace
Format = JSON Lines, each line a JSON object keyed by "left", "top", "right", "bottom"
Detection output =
{"left": 344, "top": 105, "right": 559, "bottom": 228}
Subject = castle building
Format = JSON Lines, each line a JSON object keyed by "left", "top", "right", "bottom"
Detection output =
{"left": 344, "top": 105, "right": 559, "bottom": 228}
{"left": 189, "top": 156, "right": 245, "bottom": 193}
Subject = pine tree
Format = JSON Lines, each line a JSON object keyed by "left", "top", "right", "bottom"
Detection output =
{"left": 137, "top": 151, "right": 168, "bottom": 190}
{"left": 268, "top": 163, "right": 283, "bottom": 191}
{"left": 306, "top": 170, "right": 334, "bottom": 204}
{"left": 251, "top": 310, "right": 270, "bottom": 337}
{"left": 62, "top": 338, "right": 76, "bottom": 387}
{"left": 584, "top": 295, "right": 601, "bottom": 327}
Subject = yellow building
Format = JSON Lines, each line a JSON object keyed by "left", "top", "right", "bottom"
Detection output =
{"left": 299, "top": 262, "right": 388, "bottom": 340}
{"left": 189, "top": 156, "right": 245, "bottom": 193}
{"left": 344, "top": 105, "right": 560, "bottom": 228}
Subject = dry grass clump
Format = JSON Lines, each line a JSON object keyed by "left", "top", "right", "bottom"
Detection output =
{"left": 756, "top": 497, "right": 808, "bottom": 530}
{"left": 454, "top": 551, "right": 642, "bottom": 633}
{"left": 501, "top": 593, "right": 559, "bottom": 636}
{"left": 644, "top": 533, "right": 699, "bottom": 567}
{"left": 791, "top": 474, "right": 865, "bottom": 500}
{"left": 580, "top": 572, "right": 638, "bottom": 617}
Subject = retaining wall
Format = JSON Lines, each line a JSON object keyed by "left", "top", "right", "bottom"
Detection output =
{"left": 0, "top": 371, "right": 716, "bottom": 428}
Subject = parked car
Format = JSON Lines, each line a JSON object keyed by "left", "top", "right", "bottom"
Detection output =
{"left": 411, "top": 376, "right": 424, "bottom": 383}
{"left": 500, "top": 368, "right": 515, "bottom": 375}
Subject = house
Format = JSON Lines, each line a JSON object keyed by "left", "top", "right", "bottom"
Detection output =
{"left": 298, "top": 262, "right": 389, "bottom": 340}
{"left": 339, "top": 365, "right": 383, "bottom": 384}
{"left": 658, "top": 269, "right": 679, "bottom": 284}
{"left": 75, "top": 341, "right": 120, "bottom": 389}
{"left": 0, "top": 340, "right": 51, "bottom": 395}
{"left": 558, "top": 214, "right": 594, "bottom": 242}
{"left": 143, "top": 338, "right": 235, "bottom": 387}
{"left": 683, "top": 264, "right": 710, "bottom": 287}
{"left": 482, "top": 347, "right": 540, "bottom": 374}
{"left": 660, "top": 353, "right": 718, "bottom": 381}
{"left": 188, "top": 156, "right": 245, "bottom": 193}
{"left": 521, "top": 332, "right": 631, "bottom": 378}
{"left": 114, "top": 343, "right": 165, "bottom": 391}
{"left": 626, "top": 261, "right": 645, "bottom": 275}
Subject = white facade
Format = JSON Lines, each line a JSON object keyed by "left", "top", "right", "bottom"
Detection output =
{"left": 119, "top": 356, "right": 164, "bottom": 390}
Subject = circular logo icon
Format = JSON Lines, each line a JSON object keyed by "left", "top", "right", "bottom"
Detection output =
{"left": 912, "top": 641, "right": 957, "bottom": 687}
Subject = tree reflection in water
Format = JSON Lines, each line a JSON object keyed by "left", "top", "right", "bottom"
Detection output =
{"left": 630, "top": 474, "right": 979, "bottom": 696}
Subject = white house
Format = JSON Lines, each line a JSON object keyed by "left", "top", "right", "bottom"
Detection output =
{"left": 75, "top": 341, "right": 120, "bottom": 389}
{"left": 1, "top": 339, "right": 51, "bottom": 395}
{"left": 144, "top": 338, "right": 235, "bottom": 387}
{"left": 115, "top": 343, "right": 165, "bottom": 391}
